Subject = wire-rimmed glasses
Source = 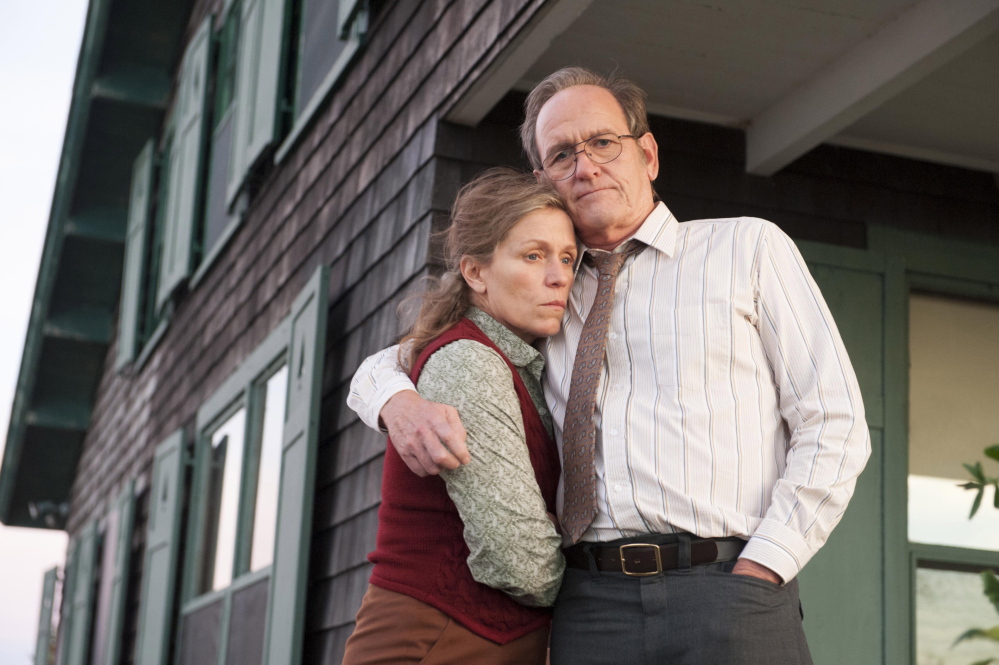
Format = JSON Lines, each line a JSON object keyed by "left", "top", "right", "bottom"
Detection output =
{"left": 541, "top": 133, "right": 637, "bottom": 181}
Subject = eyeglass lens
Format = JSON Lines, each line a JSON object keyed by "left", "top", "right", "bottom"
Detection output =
{"left": 544, "top": 134, "right": 625, "bottom": 180}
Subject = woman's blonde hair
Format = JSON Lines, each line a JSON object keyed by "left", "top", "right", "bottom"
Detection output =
{"left": 399, "top": 168, "right": 566, "bottom": 371}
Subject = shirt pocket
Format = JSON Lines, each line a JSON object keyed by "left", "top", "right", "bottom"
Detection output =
{"left": 650, "top": 304, "right": 732, "bottom": 389}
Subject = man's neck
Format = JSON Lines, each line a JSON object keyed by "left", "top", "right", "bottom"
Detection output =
{"left": 581, "top": 202, "right": 659, "bottom": 252}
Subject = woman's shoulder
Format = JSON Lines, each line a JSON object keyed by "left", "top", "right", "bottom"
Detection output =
{"left": 420, "top": 338, "right": 509, "bottom": 382}
{"left": 416, "top": 339, "right": 515, "bottom": 404}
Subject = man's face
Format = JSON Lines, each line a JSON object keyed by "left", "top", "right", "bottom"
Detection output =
{"left": 533, "top": 85, "right": 659, "bottom": 251}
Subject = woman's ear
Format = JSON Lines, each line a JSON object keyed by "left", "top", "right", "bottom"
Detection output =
{"left": 460, "top": 256, "right": 487, "bottom": 295}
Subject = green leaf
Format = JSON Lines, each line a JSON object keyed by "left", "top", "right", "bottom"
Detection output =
{"left": 994, "top": 481, "right": 999, "bottom": 509}
{"left": 985, "top": 444, "right": 999, "bottom": 463}
{"left": 969, "top": 659, "right": 994, "bottom": 665}
{"left": 966, "top": 462, "right": 986, "bottom": 483}
{"left": 971, "top": 488, "right": 984, "bottom": 519}
{"left": 953, "top": 626, "right": 999, "bottom": 645}
{"left": 983, "top": 571, "right": 999, "bottom": 614}
{"left": 961, "top": 482, "right": 983, "bottom": 490}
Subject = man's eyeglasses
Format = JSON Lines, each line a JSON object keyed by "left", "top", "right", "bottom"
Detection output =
{"left": 541, "top": 133, "right": 637, "bottom": 181}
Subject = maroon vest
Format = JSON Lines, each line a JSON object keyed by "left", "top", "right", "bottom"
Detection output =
{"left": 368, "top": 317, "right": 561, "bottom": 644}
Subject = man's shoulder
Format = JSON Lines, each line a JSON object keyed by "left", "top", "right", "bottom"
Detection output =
{"left": 680, "top": 215, "right": 778, "bottom": 232}
{"left": 678, "top": 216, "right": 786, "bottom": 243}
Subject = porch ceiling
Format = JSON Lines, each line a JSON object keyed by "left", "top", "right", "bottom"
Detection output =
{"left": 0, "top": 0, "right": 192, "bottom": 529}
{"left": 517, "top": 0, "right": 999, "bottom": 175}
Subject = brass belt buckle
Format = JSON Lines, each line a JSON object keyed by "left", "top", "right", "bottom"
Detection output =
{"left": 619, "top": 543, "right": 662, "bottom": 576}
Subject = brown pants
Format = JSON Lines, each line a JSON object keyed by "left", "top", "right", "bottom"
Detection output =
{"left": 342, "top": 585, "right": 549, "bottom": 665}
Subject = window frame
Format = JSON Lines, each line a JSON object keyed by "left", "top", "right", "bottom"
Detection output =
{"left": 273, "top": 0, "right": 368, "bottom": 164}
{"left": 904, "top": 276, "right": 999, "bottom": 660}
{"left": 909, "top": 544, "right": 999, "bottom": 661}
{"left": 173, "top": 265, "right": 327, "bottom": 665}
{"left": 181, "top": 316, "right": 291, "bottom": 608}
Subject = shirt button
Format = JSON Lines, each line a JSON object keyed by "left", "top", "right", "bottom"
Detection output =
{"left": 614, "top": 484, "right": 623, "bottom": 493}
{"left": 610, "top": 429, "right": 618, "bottom": 436}
{"left": 609, "top": 333, "right": 618, "bottom": 340}
{"left": 613, "top": 384, "right": 623, "bottom": 391}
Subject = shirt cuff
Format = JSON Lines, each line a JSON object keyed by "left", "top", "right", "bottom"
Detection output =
{"left": 739, "top": 519, "right": 812, "bottom": 584}
{"left": 355, "top": 376, "right": 416, "bottom": 433}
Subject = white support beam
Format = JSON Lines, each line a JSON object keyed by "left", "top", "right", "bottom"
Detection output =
{"left": 445, "top": 0, "right": 595, "bottom": 127}
{"left": 746, "top": 0, "right": 999, "bottom": 176}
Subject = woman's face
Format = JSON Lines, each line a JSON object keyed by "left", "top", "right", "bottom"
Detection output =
{"left": 463, "top": 208, "right": 577, "bottom": 343}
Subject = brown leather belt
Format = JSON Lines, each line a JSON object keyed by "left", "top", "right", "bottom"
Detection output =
{"left": 563, "top": 537, "right": 745, "bottom": 577}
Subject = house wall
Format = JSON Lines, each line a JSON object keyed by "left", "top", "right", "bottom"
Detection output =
{"left": 60, "top": 0, "right": 999, "bottom": 663}
{"left": 62, "top": 0, "right": 550, "bottom": 662}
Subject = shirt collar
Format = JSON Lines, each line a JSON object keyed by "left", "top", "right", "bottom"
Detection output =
{"left": 466, "top": 307, "right": 545, "bottom": 380}
{"left": 575, "top": 202, "right": 679, "bottom": 264}
{"left": 630, "top": 202, "right": 678, "bottom": 257}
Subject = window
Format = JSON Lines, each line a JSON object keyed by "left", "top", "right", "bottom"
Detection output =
{"left": 192, "top": 0, "right": 367, "bottom": 279}
{"left": 118, "top": 0, "right": 366, "bottom": 361}
{"left": 908, "top": 293, "right": 999, "bottom": 665}
{"left": 48, "top": 484, "right": 136, "bottom": 665}
{"left": 132, "top": 266, "right": 328, "bottom": 665}
{"left": 195, "top": 364, "right": 287, "bottom": 595}
{"left": 276, "top": 0, "right": 366, "bottom": 157}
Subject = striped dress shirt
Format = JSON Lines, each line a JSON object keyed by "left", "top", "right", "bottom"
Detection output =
{"left": 348, "top": 203, "right": 870, "bottom": 582}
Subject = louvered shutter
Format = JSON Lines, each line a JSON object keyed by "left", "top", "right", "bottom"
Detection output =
{"left": 34, "top": 567, "right": 58, "bottom": 665}
{"left": 64, "top": 523, "right": 98, "bottom": 665}
{"left": 135, "top": 431, "right": 186, "bottom": 665}
{"left": 158, "top": 17, "right": 212, "bottom": 309}
{"left": 116, "top": 140, "right": 154, "bottom": 370}
{"left": 263, "top": 266, "right": 328, "bottom": 665}
{"left": 55, "top": 541, "right": 76, "bottom": 665}
{"left": 101, "top": 481, "right": 135, "bottom": 665}
{"left": 227, "top": 0, "right": 288, "bottom": 207}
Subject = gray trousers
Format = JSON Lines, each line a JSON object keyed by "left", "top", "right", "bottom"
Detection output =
{"left": 550, "top": 537, "right": 813, "bottom": 665}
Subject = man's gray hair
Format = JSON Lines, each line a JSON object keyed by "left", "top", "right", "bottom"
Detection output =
{"left": 520, "top": 67, "right": 651, "bottom": 170}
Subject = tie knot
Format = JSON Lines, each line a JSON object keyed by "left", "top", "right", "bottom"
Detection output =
{"left": 586, "top": 240, "right": 644, "bottom": 277}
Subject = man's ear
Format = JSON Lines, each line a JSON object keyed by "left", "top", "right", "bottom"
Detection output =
{"left": 638, "top": 132, "right": 659, "bottom": 182}
{"left": 460, "top": 256, "right": 487, "bottom": 295}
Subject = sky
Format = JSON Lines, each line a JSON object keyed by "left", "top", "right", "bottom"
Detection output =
{"left": 0, "top": 2, "right": 88, "bottom": 664}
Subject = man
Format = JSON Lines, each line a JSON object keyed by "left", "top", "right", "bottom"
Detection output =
{"left": 348, "top": 67, "right": 870, "bottom": 664}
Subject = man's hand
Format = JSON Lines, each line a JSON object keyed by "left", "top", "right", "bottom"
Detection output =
{"left": 379, "top": 390, "right": 469, "bottom": 477}
{"left": 731, "top": 558, "right": 782, "bottom": 585}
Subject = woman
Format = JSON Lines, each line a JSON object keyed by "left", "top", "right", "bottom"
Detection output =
{"left": 342, "top": 168, "right": 577, "bottom": 665}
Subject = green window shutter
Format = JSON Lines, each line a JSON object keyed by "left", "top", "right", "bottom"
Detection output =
{"left": 55, "top": 541, "right": 77, "bottom": 665}
{"left": 227, "top": 0, "right": 288, "bottom": 207}
{"left": 116, "top": 140, "right": 155, "bottom": 370}
{"left": 34, "top": 567, "right": 59, "bottom": 665}
{"left": 135, "top": 431, "right": 186, "bottom": 665}
{"left": 64, "top": 522, "right": 98, "bottom": 665}
{"left": 337, "top": 0, "right": 363, "bottom": 38}
{"left": 263, "top": 266, "right": 328, "bottom": 665}
{"left": 101, "top": 481, "right": 135, "bottom": 665}
{"left": 158, "top": 17, "right": 213, "bottom": 310}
